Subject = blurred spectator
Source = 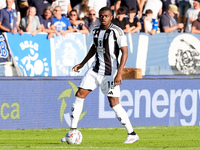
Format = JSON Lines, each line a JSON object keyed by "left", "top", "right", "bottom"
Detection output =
{"left": 112, "top": 7, "right": 130, "bottom": 33}
{"left": 1, "top": 0, "right": 17, "bottom": 10}
{"left": 20, "top": 6, "right": 41, "bottom": 36}
{"left": 17, "top": 0, "right": 29, "bottom": 18}
{"left": 139, "top": 0, "right": 162, "bottom": 20}
{"left": 83, "top": 9, "right": 100, "bottom": 33}
{"left": 51, "top": 0, "right": 72, "bottom": 17}
{"left": 115, "top": 0, "right": 139, "bottom": 15}
{"left": 52, "top": 6, "right": 73, "bottom": 36}
{"left": 0, "top": 0, "right": 23, "bottom": 35}
{"left": 29, "top": 0, "right": 51, "bottom": 16}
{"left": 70, "top": 0, "right": 82, "bottom": 8}
{"left": 185, "top": 0, "right": 200, "bottom": 33}
{"left": 127, "top": 7, "right": 141, "bottom": 33}
{"left": 191, "top": 11, "right": 200, "bottom": 33}
{"left": 160, "top": 4, "right": 184, "bottom": 33}
{"left": 142, "top": 9, "right": 158, "bottom": 35}
{"left": 39, "top": 6, "right": 58, "bottom": 39}
{"left": 69, "top": 9, "right": 89, "bottom": 33}
{"left": 13, "top": 0, "right": 21, "bottom": 31}
{"left": 88, "top": 0, "right": 107, "bottom": 16}
{"left": 74, "top": 0, "right": 89, "bottom": 19}
{"left": 0, "top": 0, "right": 6, "bottom": 10}
{"left": 161, "top": 0, "right": 179, "bottom": 14}
{"left": 178, "top": 0, "right": 191, "bottom": 23}
{"left": 107, "top": 0, "right": 115, "bottom": 16}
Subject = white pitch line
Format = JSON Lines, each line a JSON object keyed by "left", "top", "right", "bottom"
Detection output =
{"left": 0, "top": 146, "right": 200, "bottom": 149}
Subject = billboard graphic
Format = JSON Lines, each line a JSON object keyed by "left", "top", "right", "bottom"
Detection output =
{"left": 4, "top": 32, "right": 200, "bottom": 76}
{"left": 57, "top": 81, "right": 87, "bottom": 126}
{"left": 0, "top": 78, "right": 199, "bottom": 129}
{"left": 168, "top": 34, "right": 200, "bottom": 75}
{"left": 6, "top": 33, "right": 52, "bottom": 76}
{"left": 52, "top": 33, "right": 88, "bottom": 76}
{"left": 0, "top": 34, "right": 12, "bottom": 63}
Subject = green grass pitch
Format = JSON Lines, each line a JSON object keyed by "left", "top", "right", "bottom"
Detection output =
{"left": 0, "top": 126, "right": 199, "bottom": 150}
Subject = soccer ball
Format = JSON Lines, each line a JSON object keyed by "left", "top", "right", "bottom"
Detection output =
{"left": 66, "top": 130, "right": 82, "bottom": 144}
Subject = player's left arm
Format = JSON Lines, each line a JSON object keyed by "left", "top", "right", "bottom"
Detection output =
{"left": 114, "top": 46, "right": 128, "bottom": 85}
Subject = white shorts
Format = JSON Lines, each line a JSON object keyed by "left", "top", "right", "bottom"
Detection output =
{"left": 79, "top": 67, "right": 120, "bottom": 97}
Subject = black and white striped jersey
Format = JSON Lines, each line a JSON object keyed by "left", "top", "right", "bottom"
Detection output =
{"left": 92, "top": 23, "right": 127, "bottom": 75}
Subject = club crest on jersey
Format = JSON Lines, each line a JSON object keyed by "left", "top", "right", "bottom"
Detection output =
{"left": 104, "top": 33, "right": 109, "bottom": 39}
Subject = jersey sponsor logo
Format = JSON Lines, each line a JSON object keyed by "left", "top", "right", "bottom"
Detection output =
{"left": 98, "top": 40, "right": 103, "bottom": 47}
{"left": 96, "top": 47, "right": 105, "bottom": 53}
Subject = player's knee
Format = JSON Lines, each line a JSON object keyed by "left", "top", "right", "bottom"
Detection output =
{"left": 108, "top": 97, "right": 119, "bottom": 108}
{"left": 75, "top": 90, "right": 83, "bottom": 98}
{"left": 109, "top": 103, "right": 118, "bottom": 108}
{"left": 75, "top": 88, "right": 90, "bottom": 99}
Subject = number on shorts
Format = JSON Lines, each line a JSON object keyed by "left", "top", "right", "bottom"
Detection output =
{"left": 107, "top": 81, "right": 114, "bottom": 89}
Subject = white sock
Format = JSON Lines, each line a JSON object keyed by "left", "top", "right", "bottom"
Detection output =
{"left": 112, "top": 104, "right": 134, "bottom": 134}
{"left": 71, "top": 97, "right": 84, "bottom": 129}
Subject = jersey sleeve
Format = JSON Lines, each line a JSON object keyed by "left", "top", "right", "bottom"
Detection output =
{"left": 66, "top": 18, "right": 72, "bottom": 28}
{"left": 115, "top": 28, "right": 127, "bottom": 48}
{"left": 152, "top": 19, "right": 158, "bottom": 30}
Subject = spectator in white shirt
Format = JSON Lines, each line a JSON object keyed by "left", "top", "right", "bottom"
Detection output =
{"left": 185, "top": 0, "right": 200, "bottom": 32}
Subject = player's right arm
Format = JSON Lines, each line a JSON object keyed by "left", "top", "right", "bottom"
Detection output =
{"left": 72, "top": 44, "right": 96, "bottom": 72}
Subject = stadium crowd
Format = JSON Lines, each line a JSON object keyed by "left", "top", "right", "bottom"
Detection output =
{"left": 1, "top": 0, "right": 200, "bottom": 38}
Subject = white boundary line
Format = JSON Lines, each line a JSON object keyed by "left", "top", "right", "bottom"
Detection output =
{"left": 0, "top": 146, "right": 200, "bottom": 149}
